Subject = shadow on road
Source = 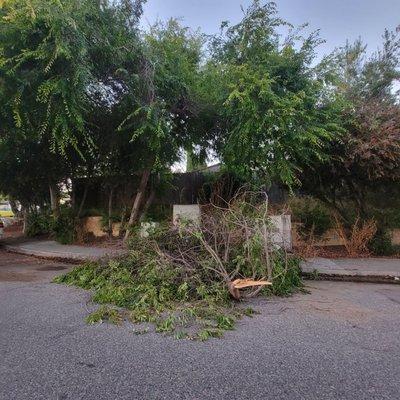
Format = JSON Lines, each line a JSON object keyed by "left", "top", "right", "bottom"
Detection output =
{"left": 0, "top": 250, "right": 71, "bottom": 282}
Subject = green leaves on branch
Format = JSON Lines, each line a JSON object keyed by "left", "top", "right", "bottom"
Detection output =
{"left": 203, "top": 1, "right": 343, "bottom": 187}
{"left": 222, "top": 64, "right": 335, "bottom": 186}
{"left": 0, "top": 0, "right": 96, "bottom": 152}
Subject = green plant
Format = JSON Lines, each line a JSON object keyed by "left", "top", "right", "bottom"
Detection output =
{"left": 174, "top": 331, "right": 188, "bottom": 340}
{"left": 86, "top": 306, "right": 123, "bottom": 325}
{"left": 368, "top": 230, "right": 396, "bottom": 256}
{"left": 100, "top": 213, "right": 122, "bottom": 227}
{"left": 55, "top": 195, "right": 303, "bottom": 340}
{"left": 263, "top": 254, "right": 303, "bottom": 296}
{"left": 197, "top": 328, "right": 224, "bottom": 341}
{"left": 156, "top": 316, "right": 176, "bottom": 333}
{"left": 203, "top": 2, "right": 343, "bottom": 187}
{"left": 26, "top": 211, "right": 52, "bottom": 237}
{"left": 143, "top": 205, "right": 172, "bottom": 223}
{"left": 216, "top": 315, "right": 235, "bottom": 330}
{"left": 25, "top": 206, "right": 78, "bottom": 244}
{"left": 51, "top": 208, "right": 77, "bottom": 244}
{"left": 290, "top": 196, "right": 333, "bottom": 238}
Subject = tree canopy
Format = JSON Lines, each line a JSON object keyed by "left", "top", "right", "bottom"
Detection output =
{"left": 0, "top": 0, "right": 398, "bottom": 240}
{"left": 301, "top": 27, "right": 400, "bottom": 218}
{"left": 200, "top": 1, "right": 343, "bottom": 186}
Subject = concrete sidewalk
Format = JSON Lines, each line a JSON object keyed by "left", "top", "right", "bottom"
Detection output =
{"left": 1, "top": 239, "right": 126, "bottom": 262}
{"left": 302, "top": 257, "right": 400, "bottom": 283}
{"left": 2, "top": 238, "right": 400, "bottom": 282}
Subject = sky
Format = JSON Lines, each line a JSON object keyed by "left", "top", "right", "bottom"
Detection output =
{"left": 142, "top": 0, "right": 400, "bottom": 59}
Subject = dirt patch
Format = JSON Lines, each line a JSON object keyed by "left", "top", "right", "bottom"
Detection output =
{"left": 292, "top": 284, "right": 381, "bottom": 323}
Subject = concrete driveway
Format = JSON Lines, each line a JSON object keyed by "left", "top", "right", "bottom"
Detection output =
{"left": 1, "top": 250, "right": 400, "bottom": 400}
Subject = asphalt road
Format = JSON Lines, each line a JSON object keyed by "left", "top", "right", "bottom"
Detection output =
{"left": 1, "top": 250, "right": 399, "bottom": 400}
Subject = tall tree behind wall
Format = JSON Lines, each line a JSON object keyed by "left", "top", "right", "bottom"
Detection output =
{"left": 301, "top": 28, "right": 400, "bottom": 220}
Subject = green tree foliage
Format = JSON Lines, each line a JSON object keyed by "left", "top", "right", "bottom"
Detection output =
{"left": 0, "top": 0, "right": 98, "bottom": 152}
{"left": 0, "top": 0, "right": 398, "bottom": 246}
{"left": 0, "top": 133, "right": 58, "bottom": 208}
{"left": 0, "top": 0, "right": 146, "bottom": 214}
{"left": 117, "top": 19, "right": 207, "bottom": 237}
{"left": 203, "top": 1, "right": 342, "bottom": 186}
{"left": 119, "top": 19, "right": 206, "bottom": 170}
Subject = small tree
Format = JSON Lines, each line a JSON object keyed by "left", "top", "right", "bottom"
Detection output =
{"left": 119, "top": 20, "right": 207, "bottom": 240}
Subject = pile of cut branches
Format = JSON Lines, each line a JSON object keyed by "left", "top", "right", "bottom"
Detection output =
{"left": 55, "top": 193, "right": 302, "bottom": 340}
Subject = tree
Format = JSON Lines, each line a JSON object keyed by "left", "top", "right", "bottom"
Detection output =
{"left": 204, "top": 1, "right": 342, "bottom": 187}
{"left": 0, "top": 0, "right": 98, "bottom": 152}
{"left": 118, "top": 19, "right": 206, "bottom": 239}
{"left": 301, "top": 28, "right": 400, "bottom": 220}
{"left": 0, "top": 0, "right": 99, "bottom": 215}
{"left": 0, "top": 133, "right": 66, "bottom": 213}
{"left": 0, "top": 0, "right": 146, "bottom": 218}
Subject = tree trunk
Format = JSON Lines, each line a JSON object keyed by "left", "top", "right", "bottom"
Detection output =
{"left": 77, "top": 184, "right": 88, "bottom": 219}
{"left": 107, "top": 186, "right": 115, "bottom": 238}
{"left": 71, "top": 180, "right": 76, "bottom": 211}
{"left": 49, "top": 183, "right": 60, "bottom": 218}
{"left": 22, "top": 207, "right": 28, "bottom": 235}
{"left": 124, "top": 169, "right": 151, "bottom": 242}
{"left": 139, "top": 189, "right": 156, "bottom": 222}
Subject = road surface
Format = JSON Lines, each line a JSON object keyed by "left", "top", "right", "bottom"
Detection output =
{"left": 1, "top": 250, "right": 399, "bottom": 400}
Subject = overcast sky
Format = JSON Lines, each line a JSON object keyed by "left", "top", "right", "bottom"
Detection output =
{"left": 143, "top": 0, "right": 400, "bottom": 59}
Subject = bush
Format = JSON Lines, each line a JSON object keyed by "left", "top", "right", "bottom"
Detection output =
{"left": 335, "top": 217, "right": 377, "bottom": 257}
{"left": 368, "top": 230, "right": 396, "bottom": 256}
{"left": 51, "top": 208, "right": 77, "bottom": 244}
{"left": 26, "top": 211, "right": 52, "bottom": 237}
{"left": 144, "top": 204, "right": 171, "bottom": 223}
{"left": 289, "top": 196, "right": 332, "bottom": 238}
{"left": 26, "top": 207, "right": 77, "bottom": 244}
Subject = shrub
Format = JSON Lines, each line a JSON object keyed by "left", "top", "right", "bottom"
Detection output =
{"left": 289, "top": 196, "right": 332, "bottom": 238}
{"left": 26, "top": 211, "right": 52, "bottom": 237}
{"left": 144, "top": 204, "right": 171, "bottom": 223}
{"left": 26, "top": 207, "right": 78, "bottom": 244}
{"left": 292, "top": 225, "right": 319, "bottom": 259}
{"left": 368, "top": 230, "right": 396, "bottom": 256}
{"left": 51, "top": 208, "right": 77, "bottom": 244}
{"left": 335, "top": 217, "right": 377, "bottom": 257}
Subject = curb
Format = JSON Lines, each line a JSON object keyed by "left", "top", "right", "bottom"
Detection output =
{"left": 302, "top": 271, "right": 400, "bottom": 285}
{"left": 2, "top": 244, "right": 86, "bottom": 264}
{"left": 2, "top": 243, "right": 127, "bottom": 264}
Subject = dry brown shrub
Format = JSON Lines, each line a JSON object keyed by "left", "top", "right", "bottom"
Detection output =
{"left": 335, "top": 217, "right": 377, "bottom": 257}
